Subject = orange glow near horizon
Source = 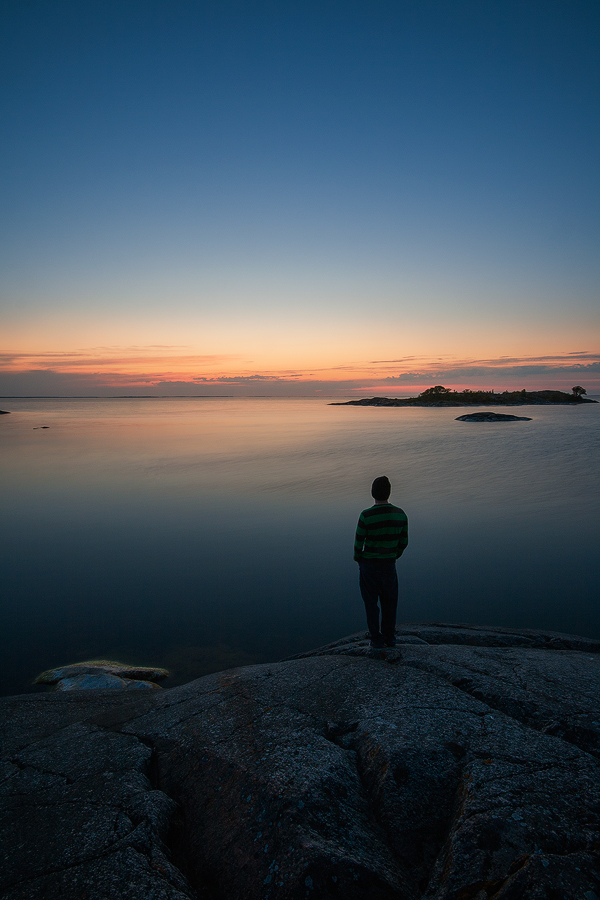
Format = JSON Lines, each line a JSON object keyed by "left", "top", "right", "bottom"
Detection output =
{"left": 1, "top": 343, "right": 598, "bottom": 394}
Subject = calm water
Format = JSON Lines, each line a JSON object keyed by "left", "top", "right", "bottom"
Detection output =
{"left": 1, "top": 396, "right": 599, "bottom": 697}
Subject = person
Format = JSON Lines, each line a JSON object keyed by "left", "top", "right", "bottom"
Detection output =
{"left": 354, "top": 476, "right": 408, "bottom": 648}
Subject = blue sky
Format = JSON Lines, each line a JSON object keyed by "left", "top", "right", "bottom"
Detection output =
{"left": 1, "top": 0, "right": 599, "bottom": 395}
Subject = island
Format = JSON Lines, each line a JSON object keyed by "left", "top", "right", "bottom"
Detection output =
{"left": 2, "top": 623, "right": 599, "bottom": 899}
{"left": 331, "top": 385, "right": 597, "bottom": 407}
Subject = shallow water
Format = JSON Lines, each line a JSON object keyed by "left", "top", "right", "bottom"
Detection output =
{"left": 1, "top": 396, "right": 598, "bottom": 696}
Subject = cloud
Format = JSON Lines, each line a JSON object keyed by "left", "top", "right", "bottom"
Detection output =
{"left": 1, "top": 347, "right": 598, "bottom": 396}
{"left": 0, "top": 369, "right": 360, "bottom": 397}
{"left": 381, "top": 362, "right": 600, "bottom": 384}
{"left": 0, "top": 349, "right": 240, "bottom": 372}
{"left": 188, "top": 374, "right": 303, "bottom": 383}
{"left": 354, "top": 352, "right": 600, "bottom": 391}
{"left": 370, "top": 351, "right": 600, "bottom": 365}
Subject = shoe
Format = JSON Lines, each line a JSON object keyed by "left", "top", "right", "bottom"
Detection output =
{"left": 384, "top": 639, "right": 397, "bottom": 648}
{"left": 369, "top": 637, "right": 385, "bottom": 649}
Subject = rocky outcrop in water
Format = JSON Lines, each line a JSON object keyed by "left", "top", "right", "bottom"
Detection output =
{"left": 34, "top": 660, "right": 170, "bottom": 691}
{"left": 455, "top": 413, "right": 532, "bottom": 422}
{"left": 2, "top": 624, "right": 600, "bottom": 899}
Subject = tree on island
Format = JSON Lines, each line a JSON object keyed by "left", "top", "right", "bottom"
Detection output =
{"left": 572, "top": 386, "right": 587, "bottom": 398}
{"left": 419, "top": 385, "right": 453, "bottom": 398}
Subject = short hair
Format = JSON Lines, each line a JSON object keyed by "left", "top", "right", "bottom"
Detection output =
{"left": 371, "top": 476, "right": 391, "bottom": 501}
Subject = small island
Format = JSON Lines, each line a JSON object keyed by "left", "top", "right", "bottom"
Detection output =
{"left": 456, "top": 411, "right": 532, "bottom": 422}
{"left": 331, "top": 385, "right": 597, "bottom": 407}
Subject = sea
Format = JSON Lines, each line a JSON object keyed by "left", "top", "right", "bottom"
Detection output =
{"left": 1, "top": 396, "right": 598, "bottom": 697}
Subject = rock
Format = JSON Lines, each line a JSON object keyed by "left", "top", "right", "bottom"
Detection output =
{"left": 54, "top": 674, "right": 162, "bottom": 691}
{"left": 34, "top": 660, "right": 170, "bottom": 691}
{"left": 0, "top": 409, "right": 10, "bottom": 414}
{"left": 0, "top": 721, "right": 190, "bottom": 899}
{"left": 455, "top": 412, "right": 532, "bottom": 422}
{"left": 3, "top": 624, "right": 600, "bottom": 899}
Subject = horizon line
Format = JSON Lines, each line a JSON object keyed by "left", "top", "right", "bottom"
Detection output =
{"left": 2, "top": 388, "right": 597, "bottom": 400}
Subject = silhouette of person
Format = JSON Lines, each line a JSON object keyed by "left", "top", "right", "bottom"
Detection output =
{"left": 354, "top": 476, "right": 408, "bottom": 648}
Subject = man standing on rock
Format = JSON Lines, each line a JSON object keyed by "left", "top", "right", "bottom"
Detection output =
{"left": 354, "top": 476, "right": 409, "bottom": 649}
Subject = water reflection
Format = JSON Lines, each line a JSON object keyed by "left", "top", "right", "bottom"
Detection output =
{"left": 1, "top": 397, "right": 598, "bottom": 696}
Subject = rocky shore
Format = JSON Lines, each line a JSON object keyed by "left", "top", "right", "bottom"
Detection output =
{"left": 2, "top": 623, "right": 600, "bottom": 899}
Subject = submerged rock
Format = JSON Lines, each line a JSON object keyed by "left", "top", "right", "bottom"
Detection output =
{"left": 3, "top": 624, "right": 600, "bottom": 899}
{"left": 34, "top": 659, "right": 169, "bottom": 691}
{"left": 456, "top": 412, "right": 532, "bottom": 422}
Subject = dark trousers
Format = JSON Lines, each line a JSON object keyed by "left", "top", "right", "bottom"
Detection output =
{"left": 358, "top": 560, "right": 398, "bottom": 641}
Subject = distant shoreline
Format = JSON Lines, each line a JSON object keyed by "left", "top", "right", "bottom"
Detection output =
{"left": 0, "top": 395, "right": 237, "bottom": 399}
{"left": 0, "top": 391, "right": 597, "bottom": 404}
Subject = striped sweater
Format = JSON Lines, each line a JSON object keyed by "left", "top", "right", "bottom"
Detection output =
{"left": 354, "top": 503, "right": 409, "bottom": 561}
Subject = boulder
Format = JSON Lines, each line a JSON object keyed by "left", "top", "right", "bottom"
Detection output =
{"left": 53, "top": 673, "right": 162, "bottom": 691}
{"left": 455, "top": 413, "right": 532, "bottom": 422}
{"left": 34, "top": 660, "right": 170, "bottom": 691}
{"left": 2, "top": 624, "right": 600, "bottom": 899}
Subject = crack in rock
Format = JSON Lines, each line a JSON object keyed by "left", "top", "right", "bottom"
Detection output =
{"left": 2, "top": 625, "right": 600, "bottom": 899}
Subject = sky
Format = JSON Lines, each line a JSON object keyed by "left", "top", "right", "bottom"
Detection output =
{"left": 1, "top": 0, "right": 599, "bottom": 396}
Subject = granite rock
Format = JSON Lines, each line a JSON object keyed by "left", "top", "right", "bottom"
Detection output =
{"left": 34, "top": 659, "right": 170, "bottom": 691}
{"left": 2, "top": 624, "right": 600, "bottom": 900}
{"left": 53, "top": 673, "right": 162, "bottom": 691}
{"left": 455, "top": 412, "right": 532, "bottom": 422}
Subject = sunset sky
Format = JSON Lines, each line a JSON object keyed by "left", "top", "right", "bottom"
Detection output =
{"left": 1, "top": 0, "right": 599, "bottom": 396}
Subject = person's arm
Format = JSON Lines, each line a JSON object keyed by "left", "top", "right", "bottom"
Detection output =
{"left": 395, "top": 518, "right": 408, "bottom": 559}
{"left": 354, "top": 514, "right": 366, "bottom": 561}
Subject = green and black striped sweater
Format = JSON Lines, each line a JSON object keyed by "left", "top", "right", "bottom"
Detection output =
{"left": 354, "top": 503, "right": 409, "bottom": 561}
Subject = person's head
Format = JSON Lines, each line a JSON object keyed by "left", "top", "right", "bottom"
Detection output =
{"left": 371, "top": 476, "right": 391, "bottom": 502}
